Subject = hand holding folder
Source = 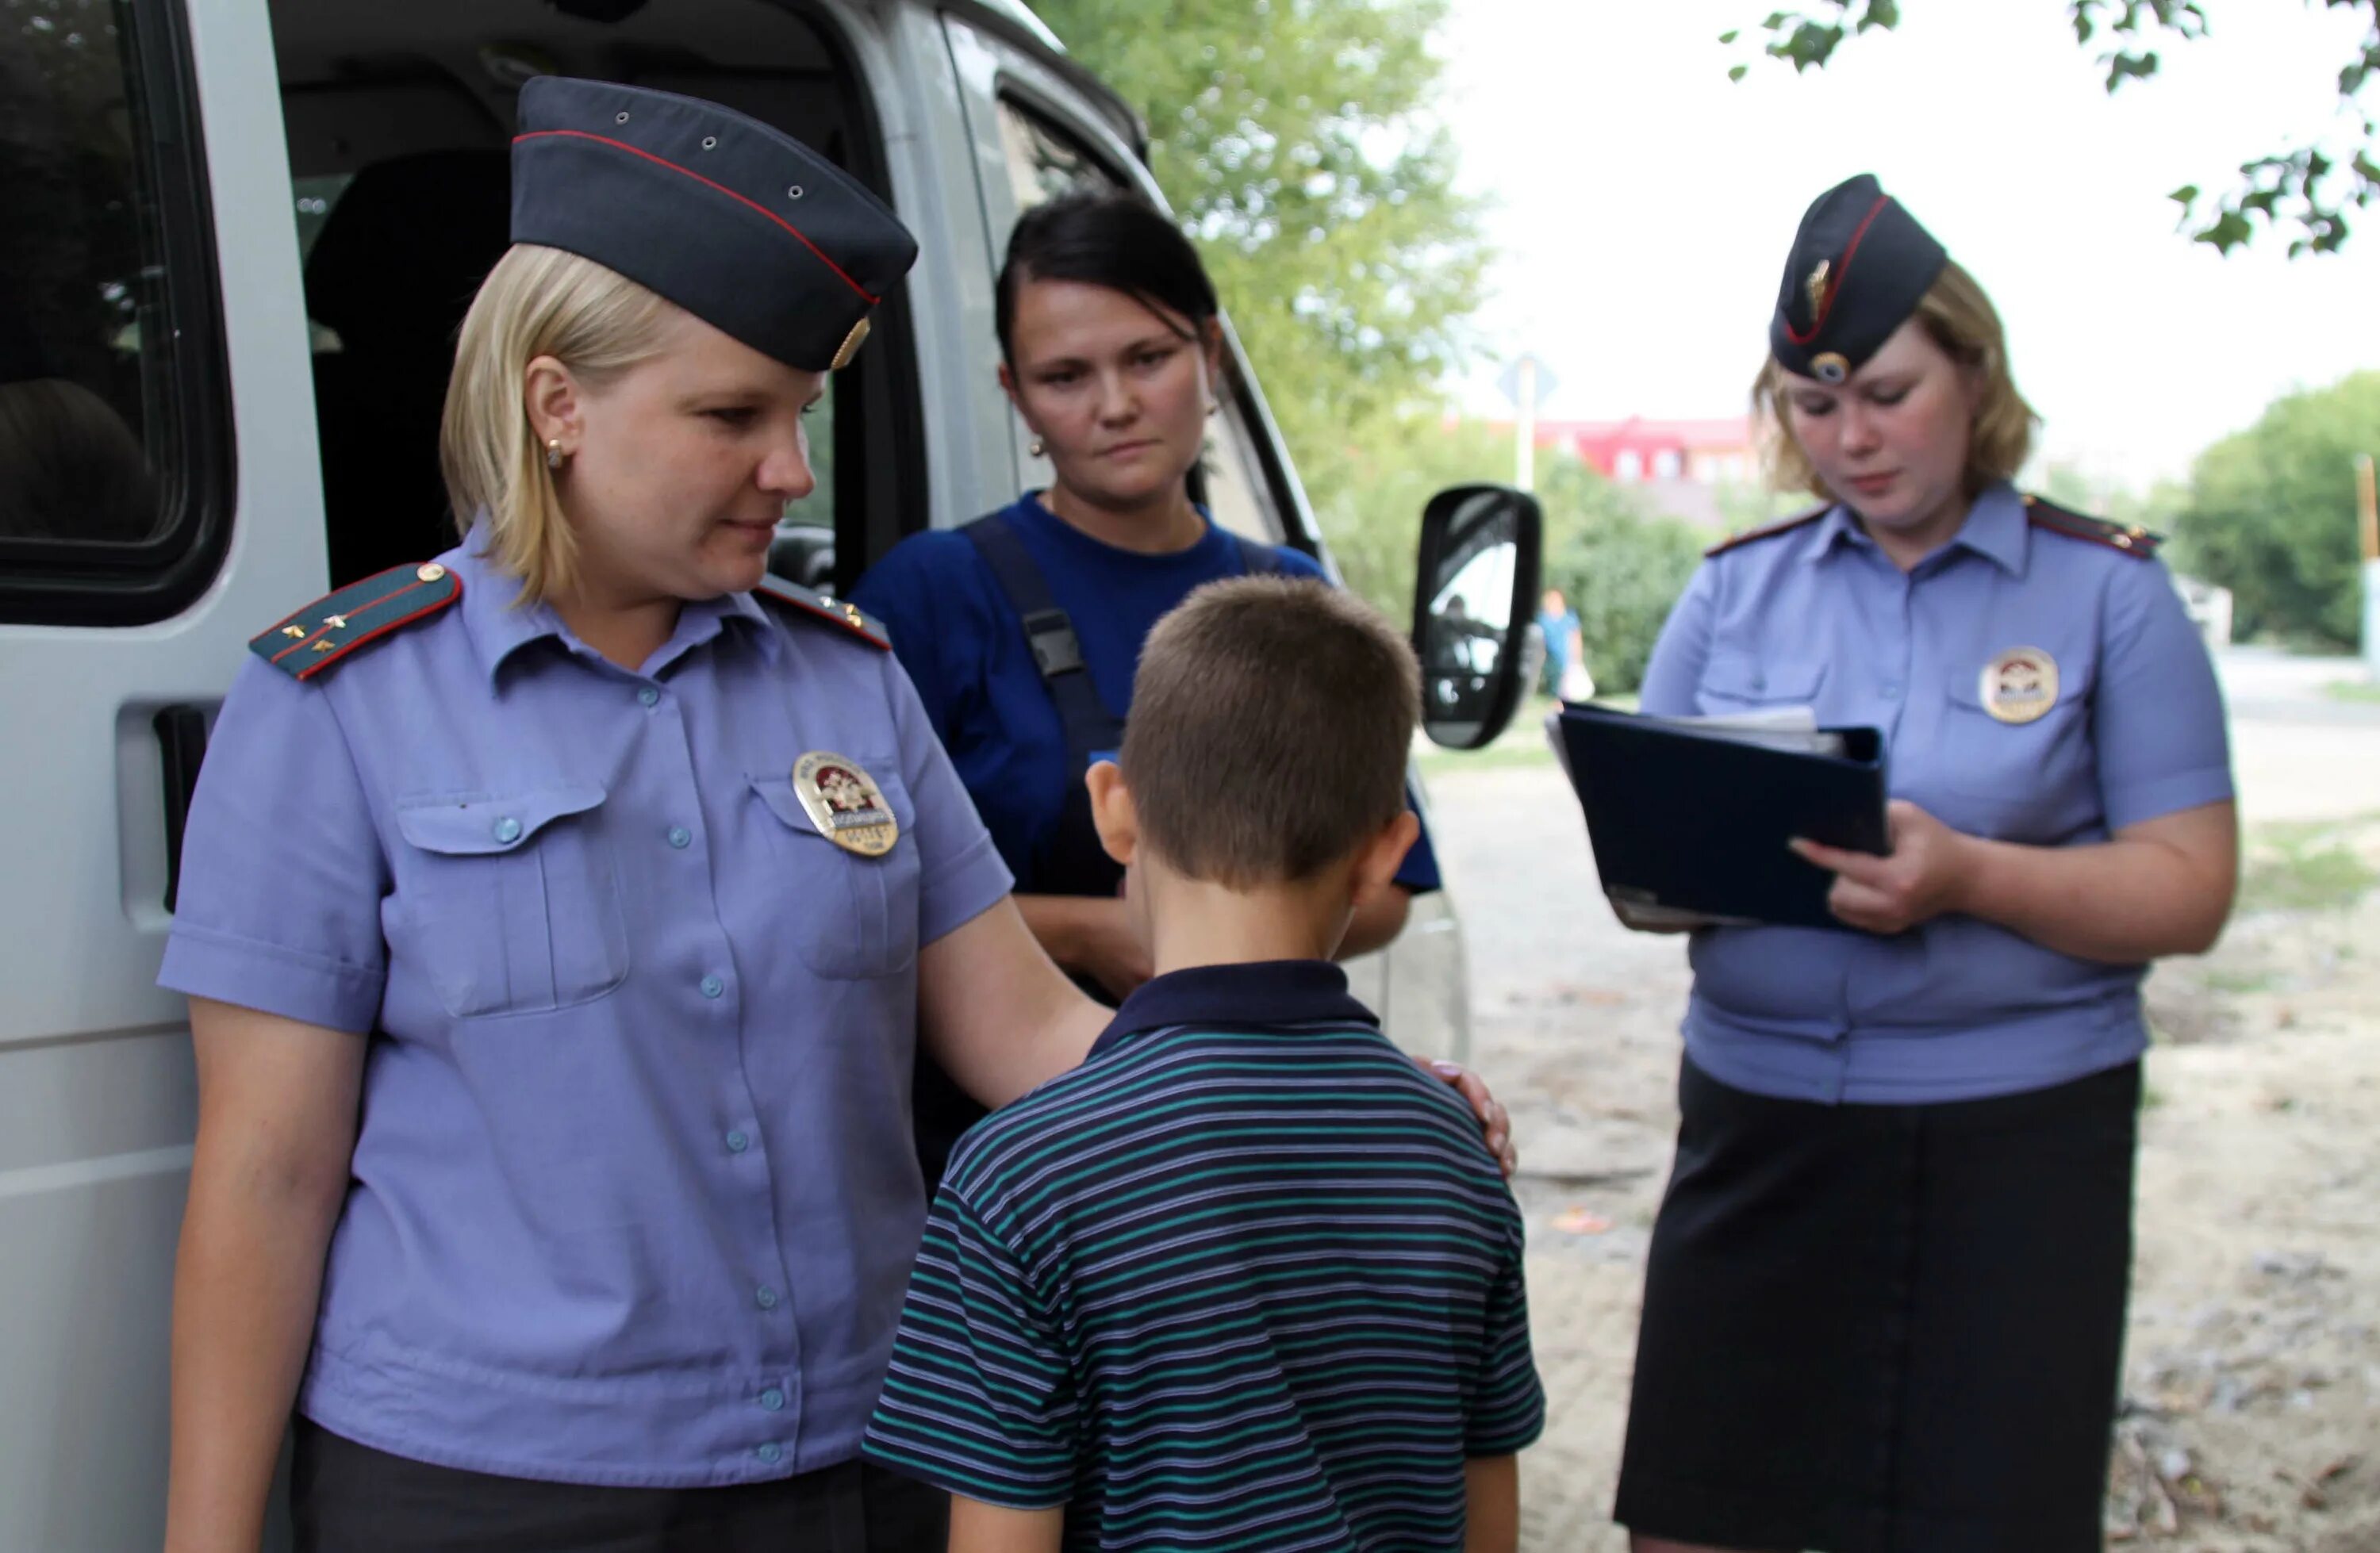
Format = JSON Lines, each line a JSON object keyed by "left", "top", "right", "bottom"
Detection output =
{"left": 1549, "top": 703, "right": 1890, "bottom": 932}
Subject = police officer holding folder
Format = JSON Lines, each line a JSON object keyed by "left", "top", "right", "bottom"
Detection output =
{"left": 1610, "top": 175, "right": 2240, "bottom": 1553}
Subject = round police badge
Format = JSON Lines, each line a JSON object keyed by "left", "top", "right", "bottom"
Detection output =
{"left": 1979, "top": 647, "right": 2058, "bottom": 725}
{"left": 1811, "top": 351, "right": 1850, "bottom": 384}
{"left": 791, "top": 752, "right": 898, "bottom": 857}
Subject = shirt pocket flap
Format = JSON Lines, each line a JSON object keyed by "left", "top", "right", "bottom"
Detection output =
{"left": 395, "top": 785, "right": 608, "bottom": 856}
{"left": 1704, "top": 651, "right": 1827, "bottom": 703}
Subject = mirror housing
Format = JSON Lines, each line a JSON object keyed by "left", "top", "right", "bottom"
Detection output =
{"left": 1411, "top": 484, "right": 1542, "bottom": 750}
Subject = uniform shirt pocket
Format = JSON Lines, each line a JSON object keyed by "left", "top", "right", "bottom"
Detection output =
{"left": 1698, "top": 650, "right": 1827, "bottom": 713}
{"left": 747, "top": 768, "right": 923, "bottom": 980}
{"left": 1931, "top": 661, "right": 2098, "bottom": 838}
{"left": 392, "top": 786, "right": 629, "bottom": 1018}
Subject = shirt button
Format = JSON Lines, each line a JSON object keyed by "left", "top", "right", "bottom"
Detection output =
{"left": 725, "top": 1129, "right": 750, "bottom": 1153}
{"left": 755, "top": 1442, "right": 782, "bottom": 1464}
{"left": 1882, "top": 682, "right": 1903, "bottom": 701}
{"left": 1749, "top": 675, "right": 1767, "bottom": 692}
{"left": 636, "top": 686, "right": 660, "bottom": 707}
{"left": 667, "top": 825, "right": 692, "bottom": 849}
{"left": 491, "top": 816, "right": 523, "bottom": 844}
{"left": 760, "top": 1387, "right": 785, "bottom": 1413}
{"left": 701, "top": 974, "right": 726, "bottom": 999}
{"left": 754, "top": 1283, "right": 780, "bottom": 1310}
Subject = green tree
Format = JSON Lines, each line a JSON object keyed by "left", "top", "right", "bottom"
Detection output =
{"left": 1535, "top": 455, "right": 1705, "bottom": 693}
{"left": 2169, "top": 370, "right": 2380, "bottom": 646}
{"left": 1727, "top": 1, "right": 2380, "bottom": 255}
{"left": 1296, "top": 413, "right": 1514, "bottom": 621}
{"left": 1031, "top": 0, "right": 1491, "bottom": 458}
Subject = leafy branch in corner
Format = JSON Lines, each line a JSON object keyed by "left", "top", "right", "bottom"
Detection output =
{"left": 1720, "top": 0, "right": 2380, "bottom": 255}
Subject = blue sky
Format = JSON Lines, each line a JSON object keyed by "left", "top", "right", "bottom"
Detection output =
{"left": 1438, "top": 0, "right": 2380, "bottom": 485}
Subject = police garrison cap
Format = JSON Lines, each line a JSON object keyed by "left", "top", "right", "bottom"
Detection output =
{"left": 510, "top": 76, "right": 919, "bottom": 373}
{"left": 1769, "top": 173, "right": 1948, "bottom": 385}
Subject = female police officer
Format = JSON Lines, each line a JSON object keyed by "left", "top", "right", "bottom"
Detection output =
{"left": 849, "top": 191, "right": 1441, "bottom": 1183}
{"left": 153, "top": 80, "right": 1111, "bottom": 1552}
{"left": 1613, "top": 175, "right": 2238, "bottom": 1553}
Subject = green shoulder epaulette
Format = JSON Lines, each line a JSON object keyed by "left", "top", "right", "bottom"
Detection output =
{"left": 2022, "top": 493, "right": 2161, "bottom": 559}
{"left": 751, "top": 575, "right": 890, "bottom": 650}
{"left": 1705, "top": 502, "right": 1829, "bottom": 558}
{"left": 249, "top": 562, "right": 463, "bottom": 680}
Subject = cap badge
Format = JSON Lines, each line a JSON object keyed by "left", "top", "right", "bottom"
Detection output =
{"left": 830, "top": 316, "right": 872, "bottom": 371}
{"left": 791, "top": 751, "right": 898, "bottom": 857}
{"left": 1979, "top": 647, "right": 2059, "bottom": 726}
{"left": 1804, "top": 257, "right": 1831, "bottom": 316}
{"left": 1811, "top": 351, "right": 1850, "bottom": 384}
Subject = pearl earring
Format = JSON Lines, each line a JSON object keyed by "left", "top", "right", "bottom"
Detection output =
{"left": 1028, "top": 437, "right": 1046, "bottom": 458}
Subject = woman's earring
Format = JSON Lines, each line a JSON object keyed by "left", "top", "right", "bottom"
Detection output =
{"left": 546, "top": 439, "right": 566, "bottom": 471}
{"left": 1028, "top": 437, "right": 1046, "bottom": 458}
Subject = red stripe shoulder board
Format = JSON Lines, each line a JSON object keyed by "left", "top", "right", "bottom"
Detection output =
{"left": 1704, "top": 503, "right": 1830, "bottom": 558}
{"left": 2022, "top": 493, "right": 2162, "bottom": 558}
{"left": 248, "top": 562, "right": 463, "bottom": 681}
{"left": 750, "top": 575, "right": 890, "bottom": 650}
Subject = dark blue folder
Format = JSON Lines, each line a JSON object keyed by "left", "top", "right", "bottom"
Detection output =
{"left": 1554, "top": 704, "right": 1890, "bottom": 931}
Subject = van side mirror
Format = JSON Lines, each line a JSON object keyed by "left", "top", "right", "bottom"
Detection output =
{"left": 1411, "top": 484, "right": 1542, "bottom": 750}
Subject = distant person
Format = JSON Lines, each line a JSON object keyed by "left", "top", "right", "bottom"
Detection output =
{"left": 866, "top": 576, "right": 1544, "bottom": 1552}
{"left": 850, "top": 190, "right": 1444, "bottom": 1191}
{"left": 1613, "top": 174, "right": 2238, "bottom": 1553}
{"left": 1535, "top": 585, "right": 1589, "bottom": 700}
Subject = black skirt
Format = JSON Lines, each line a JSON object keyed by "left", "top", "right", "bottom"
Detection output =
{"left": 290, "top": 1421, "right": 948, "bottom": 1553}
{"left": 1614, "top": 1056, "right": 2141, "bottom": 1553}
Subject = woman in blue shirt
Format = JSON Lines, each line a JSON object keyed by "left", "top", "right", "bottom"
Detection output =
{"left": 1613, "top": 176, "right": 2237, "bottom": 1553}
{"left": 852, "top": 192, "right": 1441, "bottom": 1183}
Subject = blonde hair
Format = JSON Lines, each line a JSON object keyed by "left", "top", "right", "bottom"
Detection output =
{"left": 439, "top": 244, "right": 679, "bottom": 602}
{"left": 1751, "top": 259, "right": 2038, "bottom": 501}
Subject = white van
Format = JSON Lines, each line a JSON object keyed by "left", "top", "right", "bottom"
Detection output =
{"left": 0, "top": 2, "right": 1537, "bottom": 1544}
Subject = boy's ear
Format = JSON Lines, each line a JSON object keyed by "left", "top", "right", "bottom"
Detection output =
{"left": 1350, "top": 810, "right": 1422, "bottom": 908}
{"left": 1086, "top": 761, "right": 1138, "bottom": 869}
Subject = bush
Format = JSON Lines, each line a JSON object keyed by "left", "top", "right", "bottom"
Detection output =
{"left": 1536, "top": 459, "right": 1704, "bottom": 693}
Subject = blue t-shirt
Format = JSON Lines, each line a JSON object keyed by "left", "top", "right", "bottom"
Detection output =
{"left": 851, "top": 493, "right": 1442, "bottom": 894}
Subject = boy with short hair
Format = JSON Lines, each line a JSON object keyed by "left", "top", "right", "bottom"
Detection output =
{"left": 864, "top": 577, "right": 1544, "bottom": 1551}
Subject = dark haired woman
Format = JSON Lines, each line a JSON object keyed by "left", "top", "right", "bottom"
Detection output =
{"left": 1612, "top": 174, "right": 2238, "bottom": 1553}
{"left": 851, "top": 190, "right": 1442, "bottom": 1183}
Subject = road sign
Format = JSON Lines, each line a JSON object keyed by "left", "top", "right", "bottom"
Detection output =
{"left": 1495, "top": 353, "right": 1558, "bottom": 409}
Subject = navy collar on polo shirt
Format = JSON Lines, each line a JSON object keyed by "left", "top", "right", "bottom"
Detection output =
{"left": 1091, "top": 959, "right": 1380, "bottom": 1060}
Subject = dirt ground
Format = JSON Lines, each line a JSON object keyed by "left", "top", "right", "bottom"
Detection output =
{"left": 1422, "top": 648, "right": 2380, "bottom": 1551}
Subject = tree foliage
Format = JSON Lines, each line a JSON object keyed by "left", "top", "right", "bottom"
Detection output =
{"left": 1031, "top": 0, "right": 1491, "bottom": 457}
{"left": 2168, "top": 370, "right": 2379, "bottom": 647}
{"left": 1726, "top": 1, "right": 2380, "bottom": 255}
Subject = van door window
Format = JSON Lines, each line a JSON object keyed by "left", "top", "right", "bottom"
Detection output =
{"left": 991, "top": 94, "right": 1308, "bottom": 552}
{"left": 0, "top": 0, "right": 227, "bottom": 620}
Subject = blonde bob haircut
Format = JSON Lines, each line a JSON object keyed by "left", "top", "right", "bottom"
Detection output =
{"left": 1751, "top": 259, "right": 2038, "bottom": 502}
{"left": 440, "top": 243, "right": 679, "bottom": 603}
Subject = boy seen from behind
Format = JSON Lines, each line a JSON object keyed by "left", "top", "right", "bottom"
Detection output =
{"left": 864, "top": 577, "right": 1544, "bottom": 1551}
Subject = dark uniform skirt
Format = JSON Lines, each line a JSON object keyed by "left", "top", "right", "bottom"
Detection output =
{"left": 1614, "top": 1056, "right": 2141, "bottom": 1553}
{"left": 291, "top": 1421, "right": 948, "bottom": 1553}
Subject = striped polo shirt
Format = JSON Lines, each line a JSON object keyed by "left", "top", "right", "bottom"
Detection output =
{"left": 864, "top": 960, "right": 1543, "bottom": 1550}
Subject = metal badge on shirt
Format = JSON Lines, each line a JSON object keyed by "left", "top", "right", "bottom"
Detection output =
{"left": 791, "top": 752, "right": 899, "bottom": 857}
{"left": 1979, "top": 647, "right": 2059, "bottom": 725}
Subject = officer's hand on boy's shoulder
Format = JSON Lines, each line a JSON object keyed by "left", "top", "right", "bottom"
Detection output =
{"left": 1427, "top": 1060, "right": 1515, "bottom": 1178}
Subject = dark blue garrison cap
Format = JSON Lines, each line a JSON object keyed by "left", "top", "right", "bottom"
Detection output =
{"left": 511, "top": 76, "right": 918, "bottom": 372}
{"left": 1770, "top": 174, "right": 1948, "bottom": 385}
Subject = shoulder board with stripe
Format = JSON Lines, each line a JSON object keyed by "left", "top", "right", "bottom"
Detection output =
{"left": 1704, "top": 502, "right": 1830, "bottom": 558}
{"left": 750, "top": 575, "right": 889, "bottom": 649}
{"left": 248, "top": 562, "right": 462, "bottom": 681}
{"left": 2022, "top": 493, "right": 2161, "bottom": 559}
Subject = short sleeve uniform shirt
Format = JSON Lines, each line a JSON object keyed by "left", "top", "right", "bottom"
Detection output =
{"left": 1637, "top": 485, "right": 2232, "bottom": 1106}
{"left": 158, "top": 534, "right": 1014, "bottom": 1486}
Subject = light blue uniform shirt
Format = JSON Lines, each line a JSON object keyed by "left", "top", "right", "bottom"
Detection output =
{"left": 1638, "top": 485, "right": 2232, "bottom": 1106}
{"left": 159, "top": 534, "right": 1013, "bottom": 1487}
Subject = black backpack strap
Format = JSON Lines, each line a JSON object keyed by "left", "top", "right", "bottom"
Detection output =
{"left": 1233, "top": 533, "right": 1290, "bottom": 577}
{"left": 962, "top": 513, "right": 1122, "bottom": 765}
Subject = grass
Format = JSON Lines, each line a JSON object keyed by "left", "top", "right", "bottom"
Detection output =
{"left": 2237, "top": 815, "right": 2380, "bottom": 914}
{"left": 2202, "top": 968, "right": 2281, "bottom": 995}
{"left": 2323, "top": 677, "right": 2380, "bottom": 705}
